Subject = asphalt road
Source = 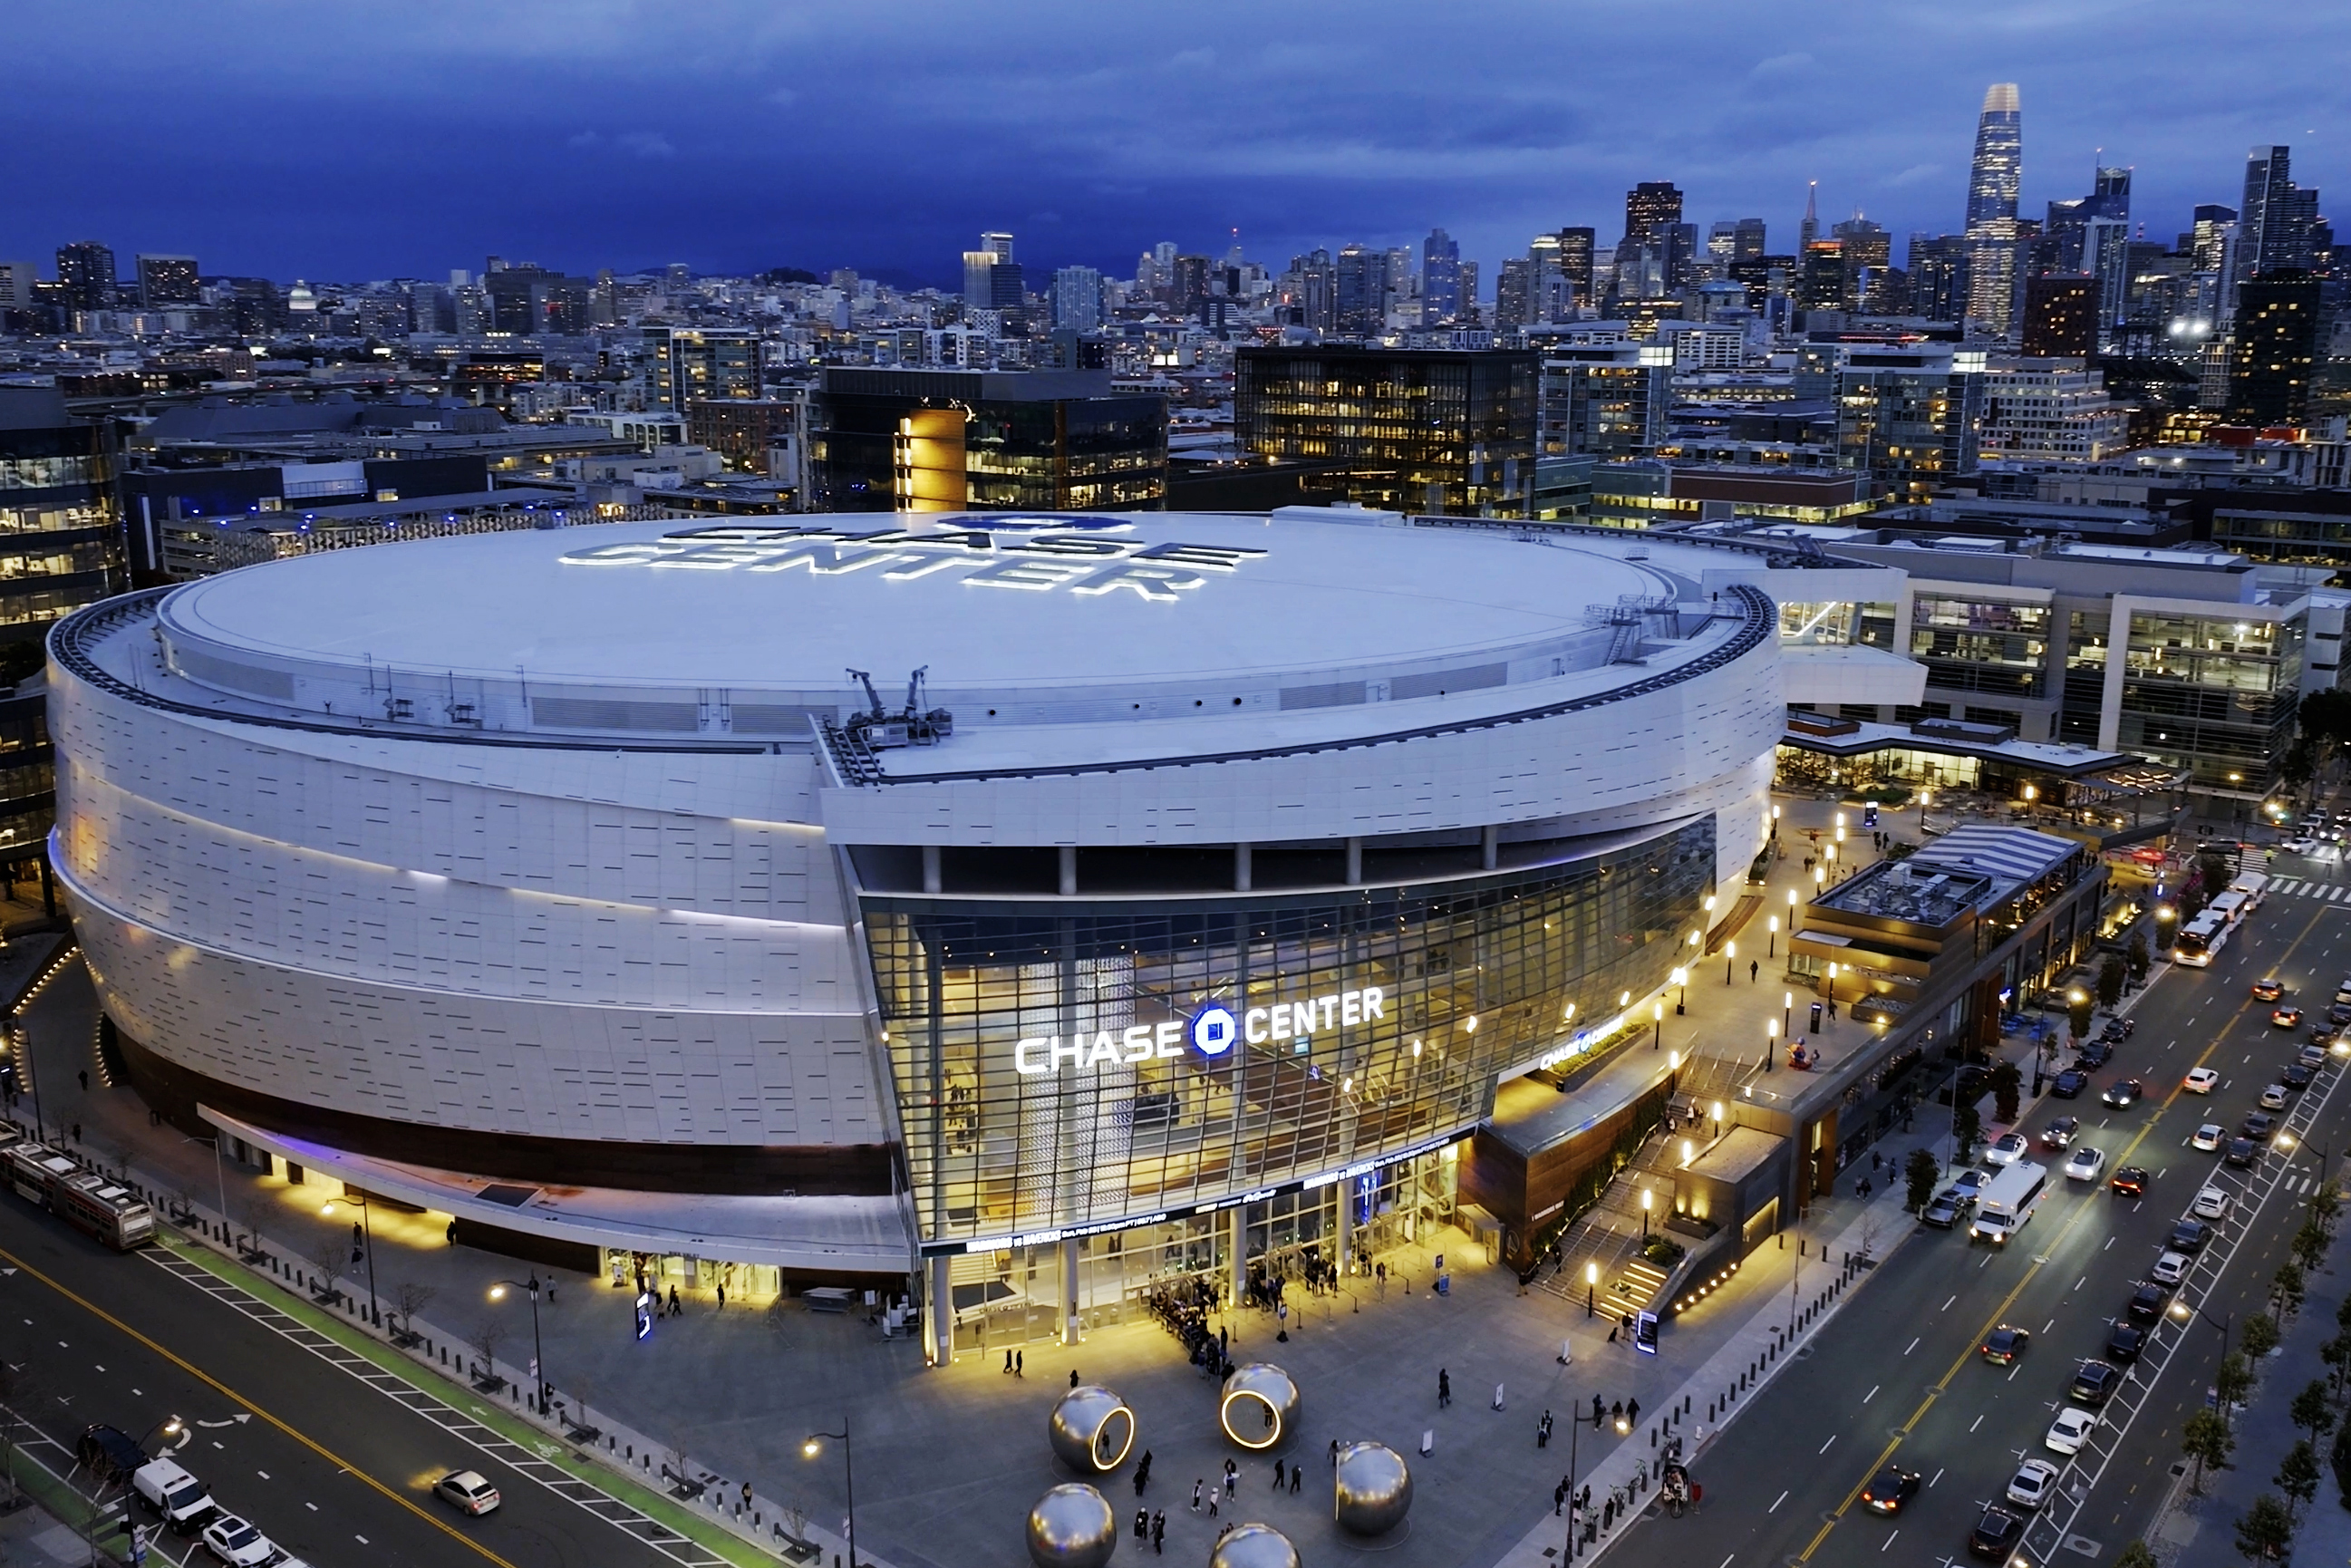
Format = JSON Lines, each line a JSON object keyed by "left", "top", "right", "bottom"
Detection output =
{"left": 0, "top": 1197, "right": 682, "bottom": 1568}
{"left": 1639, "top": 875, "right": 2351, "bottom": 1568}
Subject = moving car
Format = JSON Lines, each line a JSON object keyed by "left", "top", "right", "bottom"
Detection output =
{"left": 1969, "top": 1505, "right": 2027, "bottom": 1560}
{"left": 2185, "top": 1068, "right": 2221, "bottom": 1094}
{"left": 433, "top": 1470, "right": 502, "bottom": 1517}
{"left": 2051, "top": 1069, "right": 2089, "bottom": 1099}
{"left": 2006, "top": 1457, "right": 2061, "bottom": 1510}
{"left": 2065, "top": 1147, "right": 2106, "bottom": 1182}
{"left": 2192, "top": 1186, "right": 2232, "bottom": 1221}
{"left": 2254, "top": 977, "right": 2288, "bottom": 1002}
{"left": 200, "top": 1515, "right": 277, "bottom": 1567}
{"left": 2274, "top": 1006, "right": 2305, "bottom": 1029}
{"left": 1980, "top": 1324, "right": 2031, "bottom": 1364}
{"left": 2040, "top": 1118, "right": 2080, "bottom": 1149}
{"left": 2102, "top": 1079, "right": 2143, "bottom": 1109}
{"left": 2151, "top": 1249, "right": 2191, "bottom": 1285}
{"left": 2046, "top": 1406, "right": 2100, "bottom": 1455}
{"left": 1985, "top": 1132, "right": 2029, "bottom": 1167}
{"left": 2169, "top": 1218, "right": 2211, "bottom": 1253}
{"left": 1860, "top": 1464, "right": 1920, "bottom": 1515}
{"left": 2260, "top": 1083, "right": 2290, "bottom": 1110}
{"left": 2281, "top": 837, "right": 2316, "bottom": 855}
{"left": 2105, "top": 1321, "right": 2146, "bottom": 1364}
{"left": 2191, "top": 1123, "right": 2225, "bottom": 1152}
{"left": 2109, "top": 1166, "right": 2148, "bottom": 1197}
{"left": 2226, "top": 1137, "right": 2260, "bottom": 1169}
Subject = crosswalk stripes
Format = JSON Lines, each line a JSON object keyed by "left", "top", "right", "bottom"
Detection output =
{"left": 2258, "top": 877, "right": 2351, "bottom": 900}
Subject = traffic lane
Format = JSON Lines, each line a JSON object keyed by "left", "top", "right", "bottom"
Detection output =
{"left": 0, "top": 1201, "right": 675, "bottom": 1568}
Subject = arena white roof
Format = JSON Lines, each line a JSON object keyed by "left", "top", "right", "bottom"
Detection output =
{"left": 160, "top": 511, "right": 1660, "bottom": 698}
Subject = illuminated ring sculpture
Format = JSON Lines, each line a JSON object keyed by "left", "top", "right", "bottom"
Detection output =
{"left": 1207, "top": 1522, "right": 1301, "bottom": 1568}
{"left": 1218, "top": 1362, "right": 1300, "bottom": 1450}
{"left": 1026, "top": 1483, "right": 1117, "bottom": 1568}
{"left": 1333, "top": 1441, "right": 1414, "bottom": 1535}
{"left": 1048, "top": 1385, "right": 1137, "bottom": 1474}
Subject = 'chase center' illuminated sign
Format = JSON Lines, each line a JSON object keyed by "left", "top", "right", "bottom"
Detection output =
{"left": 561, "top": 518, "right": 1267, "bottom": 602}
{"left": 1013, "top": 988, "right": 1385, "bottom": 1075}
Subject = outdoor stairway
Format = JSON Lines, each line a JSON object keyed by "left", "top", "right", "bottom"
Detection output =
{"left": 1613, "top": 1253, "right": 1671, "bottom": 1312}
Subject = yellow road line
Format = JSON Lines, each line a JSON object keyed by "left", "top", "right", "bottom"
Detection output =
{"left": 1793, "top": 905, "right": 2326, "bottom": 1561}
{"left": 0, "top": 1241, "right": 518, "bottom": 1568}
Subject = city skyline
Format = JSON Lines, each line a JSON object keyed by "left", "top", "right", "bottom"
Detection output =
{"left": 5, "top": 0, "right": 2348, "bottom": 285}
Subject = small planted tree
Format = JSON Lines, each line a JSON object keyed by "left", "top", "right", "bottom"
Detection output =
{"left": 305, "top": 1234, "right": 346, "bottom": 1302}
{"left": 2296, "top": 1218, "right": 2331, "bottom": 1273}
{"left": 2218, "top": 1351, "right": 2255, "bottom": 1415}
{"left": 1988, "top": 1060, "right": 2023, "bottom": 1125}
{"left": 2321, "top": 1332, "right": 2351, "bottom": 1396}
{"left": 2335, "top": 1421, "right": 2351, "bottom": 1511}
{"left": 1953, "top": 1102, "right": 1982, "bottom": 1165}
{"left": 2293, "top": 1379, "right": 2336, "bottom": 1444}
{"left": 2278, "top": 1438, "right": 2321, "bottom": 1524}
{"left": 2097, "top": 954, "right": 2125, "bottom": 1010}
{"left": 2243, "top": 1314, "right": 2283, "bottom": 1360}
{"left": 2183, "top": 1407, "right": 2234, "bottom": 1493}
{"left": 392, "top": 1281, "right": 439, "bottom": 1341}
{"left": 2277, "top": 1258, "right": 2308, "bottom": 1323}
{"left": 469, "top": 1319, "right": 507, "bottom": 1389}
{"left": 2233, "top": 1493, "right": 2294, "bottom": 1563}
{"left": 2124, "top": 930, "right": 2150, "bottom": 985}
{"left": 1905, "top": 1148, "right": 1940, "bottom": 1212}
{"left": 2067, "top": 990, "right": 2095, "bottom": 1043}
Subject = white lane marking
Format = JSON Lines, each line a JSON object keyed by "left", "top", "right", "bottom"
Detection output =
{"left": 1904, "top": 1337, "right": 1920, "bottom": 1355}
{"left": 1970, "top": 1415, "right": 1984, "bottom": 1432}
{"left": 1769, "top": 1490, "right": 1787, "bottom": 1513}
{"left": 1942, "top": 1295, "right": 1958, "bottom": 1311}
{"left": 2044, "top": 1319, "right": 2056, "bottom": 1333}
{"left": 1821, "top": 1435, "right": 1837, "bottom": 1454}
{"left": 1930, "top": 1468, "right": 1944, "bottom": 1486}
{"left": 2104, "top": 1237, "right": 2115, "bottom": 1250}
{"left": 256, "top": 1470, "right": 269, "bottom": 1480}
{"left": 1881, "top": 1529, "right": 1900, "bottom": 1553}
{"left": 1864, "top": 1384, "right": 1880, "bottom": 1403}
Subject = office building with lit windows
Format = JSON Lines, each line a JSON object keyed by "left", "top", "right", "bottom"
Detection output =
{"left": 51, "top": 509, "right": 1932, "bottom": 1355}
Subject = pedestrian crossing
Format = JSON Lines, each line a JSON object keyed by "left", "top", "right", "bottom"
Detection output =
{"left": 2262, "top": 877, "right": 2351, "bottom": 901}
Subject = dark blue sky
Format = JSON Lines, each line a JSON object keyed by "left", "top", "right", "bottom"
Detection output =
{"left": 8, "top": 1, "right": 2347, "bottom": 289}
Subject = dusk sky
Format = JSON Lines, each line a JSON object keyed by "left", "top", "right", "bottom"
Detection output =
{"left": 10, "top": 0, "right": 2350, "bottom": 288}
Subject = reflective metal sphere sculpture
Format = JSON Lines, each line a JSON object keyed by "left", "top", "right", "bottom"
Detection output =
{"left": 1333, "top": 1441, "right": 1414, "bottom": 1535}
{"left": 1048, "top": 1385, "right": 1137, "bottom": 1473}
{"left": 1026, "top": 1483, "right": 1117, "bottom": 1568}
{"left": 1217, "top": 1362, "right": 1301, "bottom": 1450}
{"left": 1205, "top": 1522, "right": 1301, "bottom": 1568}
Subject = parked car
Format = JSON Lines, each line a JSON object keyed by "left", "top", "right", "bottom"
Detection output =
{"left": 2051, "top": 1069, "right": 2089, "bottom": 1099}
{"left": 2151, "top": 1250, "right": 2191, "bottom": 1286}
{"left": 2242, "top": 1111, "right": 2278, "bottom": 1140}
{"left": 2045, "top": 1406, "right": 2100, "bottom": 1455}
{"left": 2226, "top": 1137, "right": 2261, "bottom": 1169}
{"left": 2283, "top": 1063, "right": 2316, "bottom": 1091}
{"left": 1969, "top": 1505, "right": 2026, "bottom": 1560}
{"left": 2104, "top": 1321, "right": 2146, "bottom": 1364}
{"left": 2070, "top": 1359, "right": 2123, "bottom": 1405}
{"left": 2127, "top": 1281, "right": 2170, "bottom": 1322}
{"left": 200, "top": 1515, "right": 277, "bottom": 1567}
{"left": 1923, "top": 1190, "right": 1968, "bottom": 1229}
{"left": 2191, "top": 1123, "right": 2225, "bottom": 1152}
{"left": 2170, "top": 1218, "right": 2211, "bottom": 1253}
{"left": 2005, "top": 1458, "right": 2060, "bottom": 1510}
{"left": 2191, "top": 1186, "right": 2232, "bottom": 1221}
{"left": 2260, "top": 1083, "right": 2290, "bottom": 1110}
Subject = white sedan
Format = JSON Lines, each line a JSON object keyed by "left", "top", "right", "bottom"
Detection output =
{"left": 1986, "top": 1133, "right": 2029, "bottom": 1167}
{"left": 2046, "top": 1406, "right": 2100, "bottom": 1455}
{"left": 2065, "top": 1147, "right": 2106, "bottom": 1182}
{"left": 2192, "top": 1186, "right": 2233, "bottom": 1221}
{"left": 201, "top": 1515, "right": 278, "bottom": 1567}
{"left": 2006, "top": 1457, "right": 2061, "bottom": 1510}
{"left": 2152, "top": 1250, "right": 2192, "bottom": 1286}
{"left": 2184, "top": 1068, "right": 2220, "bottom": 1095}
{"left": 2283, "top": 837, "right": 2317, "bottom": 854}
{"left": 2191, "top": 1123, "right": 2226, "bottom": 1152}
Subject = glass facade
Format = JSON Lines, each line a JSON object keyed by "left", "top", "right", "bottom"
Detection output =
{"left": 862, "top": 818, "right": 1712, "bottom": 1253}
{"left": 0, "top": 410, "right": 122, "bottom": 680}
{"left": 1908, "top": 594, "right": 2048, "bottom": 698}
{"left": 2118, "top": 611, "right": 2301, "bottom": 793}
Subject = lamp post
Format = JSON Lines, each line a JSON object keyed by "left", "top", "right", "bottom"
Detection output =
{"left": 321, "top": 1192, "right": 379, "bottom": 1328}
{"left": 489, "top": 1276, "right": 547, "bottom": 1415}
{"left": 804, "top": 1421, "right": 857, "bottom": 1568}
{"left": 1783, "top": 990, "right": 1793, "bottom": 1039}
{"left": 1565, "top": 1403, "right": 1583, "bottom": 1558}
{"left": 1672, "top": 966, "right": 1688, "bottom": 1016}
{"left": 135, "top": 1415, "right": 184, "bottom": 1452}
{"left": 1640, "top": 1187, "right": 1652, "bottom": 1240}
{"left": 175, "top": 1132, "right": 233, "bottom": 1248}
{"left": 1767, "top": 915, "right": 1778, "bottom": 958}
{"left": 1585, "top": 1261, "right": 1599, "bottom": 1319}
{"left": 1763, "top": 1017, "right": 1776, "bottom": 1073}
{"left": 1652, "top": 1001, "right": 1663, "bottom": 1050}
{"left": 1724, "top": 940, "right": 1736, "bottom": 986}
{"left": 2170, "top": 1301, "right": 2234, "bottom": 1430}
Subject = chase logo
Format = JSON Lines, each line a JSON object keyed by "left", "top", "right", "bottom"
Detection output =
{"left": 945, "top": 513, "right": 1136, "bottom": 533}
{"left": 1190, "top": 1003, "right": 1239, "bottom": 1058}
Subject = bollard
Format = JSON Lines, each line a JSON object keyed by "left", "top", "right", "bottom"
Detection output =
{"left": 1683, "top": 1395, "right": 1690, "bottom": 1415}
{"left": 1650, "top": 1428, "right": 1657, "bottom": 1448}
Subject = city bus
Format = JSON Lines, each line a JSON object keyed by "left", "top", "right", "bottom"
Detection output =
{"left": 2229, "top": 872, "right": 2270, "bottom": 911}
{"left": 3, "top": 1139, "right": 154, "bottom": 1251}
{"left": 2172, "top": 910, "right": 2227, "bottom": 968}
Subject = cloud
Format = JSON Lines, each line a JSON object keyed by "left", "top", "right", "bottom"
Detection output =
{"left": 616, "top": 131, "right": 675, "bottom": 159}
{"left": 765, "top": 86, "right": 800, "bottom": 107}
{"left": 1749, "top": 52, "right": 1813, "bottom": 79}
{"left": 1169, "top": 47, "right": 1214, "bottom": 68}
{"left": 566, "top": 131, "right": 601, "bottom": 150}
{"left": 1889, "top": 162, "right": 1942, "bottom": 186}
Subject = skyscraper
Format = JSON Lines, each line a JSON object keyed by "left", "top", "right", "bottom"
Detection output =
{"left": 1420, "top": 228, "right": 1461, "bottom": 326}
{"left": 1624, "top": 182, "right": 1684, "bottom": 247}
{"left": 1964, "top": 83, "right": 2024, "bottom": 331}
{"left": 135, "top": 255, "right": 199, "bottom": 308}
{"left": 1798, "top": 183, "right": 1819, "bottom": 253}
{"left": 2229, "top": 273, "right": 2322, "bottom": 425}
{"left": 1050, "top": 266, "right": 1104, "bottom": 332}
{"left": 1555, "top": 228, "right": 1596, "bottom": 305}
{"left": 2229, "top": 148, "right": 2322, "bottom": 319}
{"left": 54, "top": 241, "right": 116, "bottom": 314}
{"left": 1333, "top": 244, "right": 1388, "bottom": 337}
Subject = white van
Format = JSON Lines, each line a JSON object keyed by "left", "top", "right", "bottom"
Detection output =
{"left": 131, "top": 1456, "right": 215, "bottom": 1534}
{"left": 1970, "top": 1162, "right": 2049, "bottom": 1244}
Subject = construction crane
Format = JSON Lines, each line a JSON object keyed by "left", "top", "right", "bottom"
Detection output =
{"left": 843, "top": 667, "right": 954, "bottom": 749}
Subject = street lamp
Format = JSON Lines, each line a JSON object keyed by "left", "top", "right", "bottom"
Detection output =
{"left": 176, "top": 1133, "right": 230, "bottom": 1244}
{"left": 1584, "top": 1261, "right": 1599, "bottom": 1318}
{"left": 2170, "top": 1301, "right": 2234, "bottom": 1429}
{"left": 1652, "top": 1001, "right": 1663, "bottom": 1050}
{"left": 1724, "top": 940, "right": 1737, "bottom": 985}
{"left": 1767, "top": 915, "right": 1778, "bottom": 958}
{"left": 1672, "top": 966, "right": 1688, "bottom": 1015}
{"left": 1764, "top": 1017, "right": 1776, "bottom": 1072}
{"left": 1640, "top": 1187, "right": 1653, "bottom": 1239}
{"left": 804, "top": 1421, "right": 858, "bottom": 1568}
{"left": 321, "top": 1193, "right": 380, "bottom": 1328}
{"left": 135, "top": 1416, "right": 184, "bottom": 1451}
{"left": 1783, "top": 990, "right": 1793, "bottom": 1038}
{"left": 489, "top": 1276, "right": 547, "bottom": 1415}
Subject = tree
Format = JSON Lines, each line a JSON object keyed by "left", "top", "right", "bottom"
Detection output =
{"left": 1953, "top": 1101, "right": 1982, "bottom": 1164}
{"left": 2244, "top": 1315, "right": 2283, "bottom": 1360}
{"left": 2278, "top": 1438, "right": 2322, "bottom": 1523}
{"left": 2321, "top": 1333, "right": 2351, "bottom": 1397}
{"left": 392, "top": 1281, "right": 439, "bottom": 1339}
{"left": 2098, "top": 954, "right": 2125, "bottom": 1009}
{"left": 2278, "top": 1259, "right": 2308, "bottom": 1324}
{"left": 2234, "top": 1493, "right": 2294, "bottom": 1563}
{"left": 2067, "top": 989, "right": 2095, "bottom": 1042}
{"left": 2185, "top": 1407, "right": 2235, "bottom": 1492}
{"left": 1905, "top": 1147, "right": 1940, "bottom": 1212}
{"left": 2313, "top": 1181, "right": 2343, "bottom": 1236}
{"left": 2218, "top": 1351, "right": 2256, "bottom": 1414}
{"left": 2295, "top": 1218, "right": 2331, "bottom": 1273}
{"left": 2125, "top": 930, "right": 2151, "bottom": 984}
{"left": 2294, "top": 1379, "right": 2336, "bottom": 1443}
{"left": 469, "top": 1318, "right": 507, "bottom": 1389}
{"left": 305, "top": 1234, "right": 346, "bottom": 1302}
{"left": 1987, "top": 1060, "right": 2023, "bottom": 1124}
{"left": 2114, "top": 1545, "right": 2159, "bottom": 1568}
{"left": 2198, "top": 849, "right": 2238, "bottom": 897}
{"left": 2335, "top": 1421, "right": 2351, "bottom": 1511}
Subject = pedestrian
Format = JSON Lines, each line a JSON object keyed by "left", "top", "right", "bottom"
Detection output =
{"left": 1004, "top": 1350, "right": 1014, "bottom": 1374}
{"left": 1138, "top": 1451, "right": 1152, "bottom": 1490}
{"left": 1827, "top": 997, "right": 1837, "bottom": 1021}
{"left": 1290, "top": 1466, "right": 1300, "bottom": 1495}
{"left": 1438, "top": 1368, "right": 1450, "bottom": 1407}
{"left": 1592, "top": 1394, "right": 1604, "bottom": 1428}
{"left": 1218, "top": 1324, "right": 1228, "bottom": 1358}
{"left": 1749, "top": 959, "right": 1758, "bottom": 984}
{"left": 1191, "top": 1480, "right": 1203, "bottom": 1513}
{"left": 1555, "top": 1481, "right": 1567, "bottom": 1516}
{"left": 668, "top": 1283, "right": 681, "bottom": 1316}
{"left": 1272, "top": 1458, "right": 1284, "bottom": 1490}
{"left": 1135, "top": 1507, "right": 1148, "bottom": 1540}
{"left": 1071, "top": 1369, "right": 1081, "bottom": 1389}
{"left": 715, "top": 1282, "right": 725, "bottom": 1311}
{"left": 1330, "top": 1438, "right": 1340, "bottom": 1467}
{"left": 447, "top": 1219, "right": 457, "bottom": 1245}
{"left": 1016, "top": 1350, "right": 1023, "bottom": 1378}
{"left": 1608, "top": 1322, "right": 1618, "bottom": 1343}
{"left": 1224, "top": 1459, "right": 1236, "bottom": 1498}
{"left": 1207, "top": 1491, "right": 1218, "bottom": 1521}
{"left": 1152, "top": 1511, "right": 1166, "bottom": 1553}
{"left": 77, "top": 1070, "right": 86, "bottom": 1092}
{"left": 1627, "top": 1397, "right": 1640, "bottom": 1426}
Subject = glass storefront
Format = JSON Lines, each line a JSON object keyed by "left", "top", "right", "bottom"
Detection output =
{"left": 862, "top": 818, "right": 1713, "bottom": 1254}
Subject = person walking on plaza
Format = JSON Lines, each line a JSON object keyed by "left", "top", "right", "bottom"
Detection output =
{"left": 1004, "top": 1350, "right": 1013, "bottom": 1374}
{"left": 1437, "top": 1367, "right": 1451, "bottom": 1407}
{"left": 1151, "top": 1511, "right": 1165, "bottom": 1553}
{"left": 1070, "top": 1369, "right": 1080, "bottom": 1389}
{"left": 1749, "top": 959, "right": 1758, "bottom": 984}
{"left": 1135, "top": 1508, "right": 1147, "bottom": 1541}
{"left": 1191, "top": 1479, "right": 1203, "bottom": 1513}
{"left": 1015, "top": 1350, "right": 1023, "bottom": 1377}
{"left": 1290, "top": 1466, "right": 1300, "bottom": 1495}
{"left": 715, "top": 1282, "right": 724, "bottom": 1311}
{"left": 1272, "top": 1458, "right": 1284, "bottom": 1490}
{"left": 667, "top": 1283, "right": 681, "bottom": 1317}
{"left": 1224, "top": 1458, "right": 1237, "bottom": 1499}
{"left": 1136, "top": 1450, "right": 1151, "bottom": 1493}
{"left": 1206, "top": 1490, "right": 1218, "bottom": 1521}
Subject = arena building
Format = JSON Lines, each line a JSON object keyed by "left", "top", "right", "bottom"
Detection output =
{"left": 45, "top": 507, "right": 1921, "bottom": 1360}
